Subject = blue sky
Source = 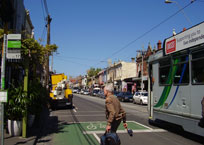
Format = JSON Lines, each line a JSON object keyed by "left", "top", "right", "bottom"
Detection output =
{"left": 24, "top": 0, "right": 204, "bottom": 77}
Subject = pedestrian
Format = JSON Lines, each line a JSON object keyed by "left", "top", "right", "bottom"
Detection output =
{"left": 104, "top": 83, "right": 127, "bottom": 133}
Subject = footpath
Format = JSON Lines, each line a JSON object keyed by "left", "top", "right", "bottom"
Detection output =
{"left": 4, "top": 106, "right": 53, "bottom": 145}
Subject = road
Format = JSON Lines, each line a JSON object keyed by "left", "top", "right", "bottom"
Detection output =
{"left": 38, "top": 94, "right": 204, "bottom": 145}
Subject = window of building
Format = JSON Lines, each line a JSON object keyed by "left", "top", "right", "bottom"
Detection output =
{"left": 173, "top": 54, "right": 189, "bottom": 85}
{"left": 159, "top": 57, "right": 171, "bottom": 85}
{"left": 192, "top": 49, "right": 204, "bottom": 85}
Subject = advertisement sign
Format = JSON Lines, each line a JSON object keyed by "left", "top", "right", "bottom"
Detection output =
{"left": 6, "top": 34, "right": 21, "bottom": 59}
{"left": 164, "top": 22, "right": 204, "bottom": 55}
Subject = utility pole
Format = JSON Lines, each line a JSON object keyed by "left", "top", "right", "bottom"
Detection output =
{"left": 0, "top": 22, "right": 8, "bottom": 145}
{"left": 45, "top": 14, "right": 52, "bottom": 89}
{"left": 1, "top": 34, "right": 6, "bottom": 145}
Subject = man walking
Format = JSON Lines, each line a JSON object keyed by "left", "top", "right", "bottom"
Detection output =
{"left": 104, "top": 84, "right": 127, "bottom": 133}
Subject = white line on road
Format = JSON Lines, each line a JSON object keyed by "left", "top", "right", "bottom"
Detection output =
{"left": 93, "top": 133, "right": 100, "bottom": 143}
{"left": 130, "top": 121, "right": 153, "bottom": 130}
{"left": 84, "top": 129, "right": 167, "bottom": 134}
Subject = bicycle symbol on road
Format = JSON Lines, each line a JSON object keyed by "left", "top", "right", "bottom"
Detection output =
{"left": 87, "top": 122, "right": 106, "bottom": 130}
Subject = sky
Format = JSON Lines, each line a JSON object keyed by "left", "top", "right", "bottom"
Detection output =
{"left": 24, "top": 0, "right": 204, "bottom": 77}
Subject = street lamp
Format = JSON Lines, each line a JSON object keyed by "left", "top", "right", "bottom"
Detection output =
{"left": 165, "top": 0, "right": 193, "bottom": 26}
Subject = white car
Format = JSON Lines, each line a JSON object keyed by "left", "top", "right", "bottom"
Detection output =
{"left": 133, "top": 92, "right": 148, "bottom": 105}
{"left": 83, "top": 90, "right": 89, "bottom": 95}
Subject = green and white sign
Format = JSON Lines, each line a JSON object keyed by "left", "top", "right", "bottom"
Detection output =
{"left": 6, "top": 34, "right": 21, "bottom": 59}
{"left": 0, "top": 91, "right": 7, "bottom": 103}
{"left": 7, "top": 41, "right": 21, "bottom": 48}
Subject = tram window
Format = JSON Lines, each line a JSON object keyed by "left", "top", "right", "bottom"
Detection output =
{"left": 173, "top": 63, "right": 189, "bottom": 84}
{"left": 173, "top": 55, "right": 189, "bottom": 85}
{"left": 159, "top": 58, "right": 171, "bottom": 85}
{"left": 192, "top": 50, "right": 204, "bottom": 84}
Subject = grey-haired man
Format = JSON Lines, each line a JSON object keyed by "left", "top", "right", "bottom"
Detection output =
{"left": 104, "top": 84, "right": 127, "bottom": 133}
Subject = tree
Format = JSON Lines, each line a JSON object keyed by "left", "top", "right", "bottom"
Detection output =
{"left": 21, "top": 38, "right": 58, "bottom": 65}
{"left": 87, "top": 67, "right": 102, "bottom": 78}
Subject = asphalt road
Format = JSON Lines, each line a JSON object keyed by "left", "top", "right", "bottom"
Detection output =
{"left": 45, "top": 94, "right": 204, "bottom": 145}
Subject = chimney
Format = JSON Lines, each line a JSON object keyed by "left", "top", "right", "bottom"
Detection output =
{"left": 183, "top": 27, "right": 186, "bottom": 32}
{"left": 173, "top": 28, "right": 176, "bottom": 36}
{"left": 131, "top": 57, "right": 135, "bottom": 63}
{"left": 157, "top": 40, "right": 162, "bottom": 50}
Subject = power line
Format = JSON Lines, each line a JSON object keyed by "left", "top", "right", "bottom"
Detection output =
{"left": 43, "top": 0, "right": 49, "bottom": 15}
{"left": 40, "top": 0, "right": 46, "bottom": 23}
{"left": 54, "top": 55, "right": 99, "bottom": 62}
{"left": 40, "top": 26, "right": 46, "bottom": 45}
{"left": 40, "top": 0, "right": 48, "bottom": 45}
{"left": 94, "top": 1, "right": 195, "bottom": 67}
{"left": 54, "top": 57, "right": 92, "bottom": 67}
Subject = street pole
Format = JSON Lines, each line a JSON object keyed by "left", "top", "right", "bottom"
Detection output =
{"left": 1, "top": 34, "right": 7, "bottom": 145}
{"left": 46, "top": 15, "right": 52, "bottom": 89}
{"left": 22, "top": 59, "right": 29, "bottom": 138}
{"left": 141, "top": 54, "right": 143, "bottom": 92}
{"left": 51, "top": 52, "right": 53, "bottom": 72}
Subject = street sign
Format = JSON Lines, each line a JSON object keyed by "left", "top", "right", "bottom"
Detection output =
{"left": 0, "top": 91, "right": 8, "bottom": 103}
{"left": 6, "top": 34, "right": 21, "bottom": 59}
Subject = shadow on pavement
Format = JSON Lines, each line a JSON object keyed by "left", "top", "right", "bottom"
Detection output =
{"left": 149, "top": 119, "right": 204, "bottom": 144}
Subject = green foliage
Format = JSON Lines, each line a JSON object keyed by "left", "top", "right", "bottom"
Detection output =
{"left": 21, "top": 38, "right": 58, "bottom": 65}
{"left": 28, "top": 79, "right": 48, "bottom": 115}
{"left": 5, "top": 85, "right": 29, "bottom": 120}
{"left": 5, "top": 80, "right": 49, "bottom": 120}
{"left": 87, "top": 67, "right": 102, "bottom": 78}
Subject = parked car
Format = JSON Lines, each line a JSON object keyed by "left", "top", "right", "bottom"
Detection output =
{"left": 76, "top": 89, "right": 80, "bottom": 94}
{"left": 133, "top": 91, "right": 148, "bottom": 105}
{"left": 92, "top": 89, "right": 100, "bottom": 96}
{"left": 83, "top": 90, "right": 89, "bottom": 95}
{"left": 117, "top": 92, "right": 133, "bottom": 102}
{"left": 98, "top": 91, "right": 105, "bottom": 99}
{"left": 72, "top": 88, "right": 78, "bottom": 93}
{"left": 114, "top": 91, "right": 119, "bottom": 97}
{"left": 79, "top": 89, "right": 84, "bottom": 94}
{"left": 90, "top": 88, "right": 100, "bottom": 96}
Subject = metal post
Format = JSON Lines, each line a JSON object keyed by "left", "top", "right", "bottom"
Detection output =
{"left": 1, "top": 34, "right": 7, "bottom": 145}
{"left": 22, "top": 60, "right": 29, "bottom": 138}
{"left": 51, "top": 52, "right": 53, "bottom": 72}
{"left": 141, "top": 54, "right": 143, "bottom": 92}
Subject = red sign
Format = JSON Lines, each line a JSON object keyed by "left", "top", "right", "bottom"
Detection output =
{"left": 166, "top": 39, "right": 176, "bottom": 54}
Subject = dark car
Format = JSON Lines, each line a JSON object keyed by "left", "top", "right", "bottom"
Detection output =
{"left": 92, "top": 89, "right": 100, "bottom": 96}
{"left": 117, "top": 92, "right": 133, "bottom": 102}
{"left": 98, "top": 91, "right": 106, "bottom": 99}
{"left": 114, "top": 91, "right": 119, "bottom": 97}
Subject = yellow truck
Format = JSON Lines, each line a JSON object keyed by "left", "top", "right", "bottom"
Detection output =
{"left": 49, "top": 73, "right": 73, "bottom": 109}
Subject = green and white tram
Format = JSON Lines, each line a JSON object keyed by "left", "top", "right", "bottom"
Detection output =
{"left": 148, "top": 22, "right": 204, "bottom": 137}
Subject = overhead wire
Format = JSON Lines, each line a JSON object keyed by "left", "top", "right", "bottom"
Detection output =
{"left": 40, "top": 0, "right": 48, "bottom": 45}
{"left": 43, "top": 0, "right": 49, "bottom": 15}
{"left": 54, "top": 55, "right": 99, "bottom": 62}
{"left": 54, "top": 57, "right": 93, "bottom": 67}
{"left": 93, "top": 1, "right": 195, "bottom": 67}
